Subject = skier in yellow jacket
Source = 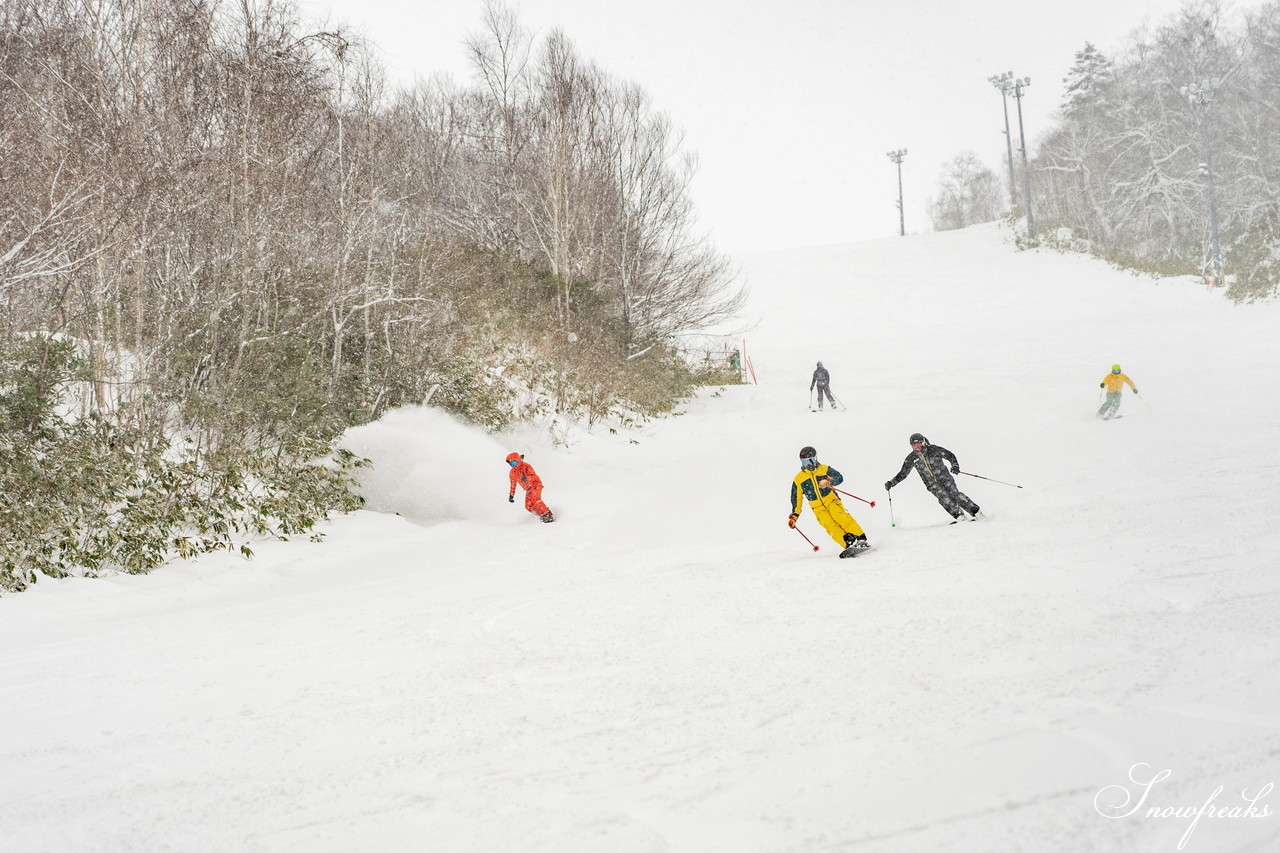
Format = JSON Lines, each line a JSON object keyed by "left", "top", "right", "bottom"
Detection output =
{"left": 1097, "top": 364, "right": 1138, "bottom": 420}
{"left": 788, "top": 446, "right": 869, "bottom": 558}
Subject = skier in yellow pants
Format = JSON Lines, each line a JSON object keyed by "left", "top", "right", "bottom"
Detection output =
{"left": 788, "top": 445, "right": 870, "bottom": 558}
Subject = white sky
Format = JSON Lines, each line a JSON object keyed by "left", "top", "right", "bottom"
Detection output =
{"left": 299, "top": 0, "right": 1202, "bottom": 252}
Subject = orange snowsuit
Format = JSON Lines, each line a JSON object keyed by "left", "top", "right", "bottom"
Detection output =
{"left": 509, "top": 460, "right": 550, "bottom": 517}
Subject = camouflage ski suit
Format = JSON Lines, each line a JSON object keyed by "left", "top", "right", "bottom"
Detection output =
{"left": 885, "top": 444, "right": 980, "bottom": 520}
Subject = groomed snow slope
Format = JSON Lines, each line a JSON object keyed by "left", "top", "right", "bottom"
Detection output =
{"left": 3, "top": 223, "right": 1279, "bottom": 852}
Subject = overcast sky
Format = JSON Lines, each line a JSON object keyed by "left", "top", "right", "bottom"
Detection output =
{"left": 299, "top": 0, "right": 1209, "bottom": 253}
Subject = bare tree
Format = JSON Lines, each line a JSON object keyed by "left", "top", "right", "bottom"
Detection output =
{"left": 2, "top": 0, "right": 746, "bottom": 442}
{"left": 929, "top": 153, "right": 1003, "bottom": 231}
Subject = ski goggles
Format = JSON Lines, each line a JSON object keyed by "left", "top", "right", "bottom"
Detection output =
{"left": 801, "top": 458, "right": 820, "bottom": 470}
{"left": 910, "top": 441, "right": 925, "bottom": 449}
{"left": 508, "top": 460, "right": 520, "bottom": 467}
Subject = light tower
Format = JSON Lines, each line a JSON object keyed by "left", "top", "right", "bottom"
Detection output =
{"left": 988, "top": 72, "right": 1018, "bottom": 208}
{"left": 886, "top": 149, "right": 907, "bottom": 237}
{"left": 1011, "top": 75, "right": 1035, "bottom": 237}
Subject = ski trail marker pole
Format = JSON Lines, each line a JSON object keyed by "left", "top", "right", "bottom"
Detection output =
{"left": 958, "top": 470, "right": 1023, "bottom": 489}
{"left": 832, "top": 487, "right": 875, "bottom": 507}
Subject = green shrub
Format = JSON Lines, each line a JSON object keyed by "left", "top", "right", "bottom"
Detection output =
{"left": 0, "top": 338, "right": 367, "bottom": 593}
{"left": 1226, "top": 214, "right": 1280, "bottom": 302}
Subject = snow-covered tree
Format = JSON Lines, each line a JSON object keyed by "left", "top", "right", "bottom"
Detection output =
{"left": 1061, "top": 42, "right": 1115, "bottom": 120}
{"left": 929, "top": 153, "right": 1003, "bottom": 231}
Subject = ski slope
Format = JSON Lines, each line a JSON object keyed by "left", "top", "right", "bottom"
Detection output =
{"left": 3, "top": 224, "right": 1279, "bottom": 852}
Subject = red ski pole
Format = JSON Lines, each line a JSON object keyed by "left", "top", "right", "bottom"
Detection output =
{"left": 793, "top": 525, "right": 819, "bottom": 552}
{"left": 833, "top": 487, "right": 876, "bottom": 507}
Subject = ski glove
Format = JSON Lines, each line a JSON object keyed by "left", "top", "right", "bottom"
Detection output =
{"left": 1132, "top": 388, "right": 1138, "bottom": 394}
{"left": 508, "top": 494, "right": 515, "bottom": 503}
{"left": 1099, "top": 382, "right": 1105, "bottom": 389}
{"left": 951, "top": 466, "right": 960, "bottom": 475}
{"left": 788, "top": 514, "right": 798, "bottom": 529}
{"left": 884, "top": 481, "right": 893, "bottom": 491}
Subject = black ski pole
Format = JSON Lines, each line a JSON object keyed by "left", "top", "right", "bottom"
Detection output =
{"left": 958, "top": 471, "right": 1023, "bottom": 489}
{"left": 887, "top": 490, "right": 896, "bottom": 527}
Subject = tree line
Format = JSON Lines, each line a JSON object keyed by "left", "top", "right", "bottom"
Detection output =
{"left": 0, "top": 0, "right": 742, "bottom": 590}
{"left": 929, "top": 0, "right": 1280, "bottom": 301}
{"left": 1037, "top": 0, "right": 1280, "bottom": 300}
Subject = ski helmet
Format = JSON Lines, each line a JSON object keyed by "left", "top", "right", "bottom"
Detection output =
{"left": 1111, "top": 364, "right": 1122, "bottom": 373}
{"left": 505, "top": 451, "right": 522, "bottom": 464}
{"left": 799, "top": 446, "right": 817, "bottom": 459}
{"left": 909, "top": 433, "right": 928, "bottom": 446}
{"left": 816, "top": 361, "right": 824, "bottom": 368}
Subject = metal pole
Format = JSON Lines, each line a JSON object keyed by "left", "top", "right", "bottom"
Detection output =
{"left": 1013, "top": 77, "right": 1035, "bottom": 236}
{"left": 887, "top": 149, "right": 907, "bottom": 237}
{"left": 1206, "top": 155, "right": 1223, "bottom": 287}
{"left": 991, "top": 73, "right": 1018, "bottom": 208}
{"left": 1001, "top": 90, "right": 1017, "bottom": 207}
{"left": 1182, "top": 79, "right": 1224, "bottom": 287}
{"left": 896, "top": 157, "right": 905, "bottom": 237}
{"left": 1199, "top": 108, "right": 1224, "bottom": 287}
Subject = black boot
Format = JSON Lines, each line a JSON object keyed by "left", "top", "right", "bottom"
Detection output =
{"left": 839, "top": 533, "right": 869, "bottom": 556}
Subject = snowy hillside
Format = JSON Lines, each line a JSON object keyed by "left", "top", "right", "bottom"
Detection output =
{"left": 3, "top": 223, "right": 1279, "bottom": 852}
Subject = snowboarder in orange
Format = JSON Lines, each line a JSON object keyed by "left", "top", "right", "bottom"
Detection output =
{"left": 507, "top": 452, "right": 555, "bottom": 523}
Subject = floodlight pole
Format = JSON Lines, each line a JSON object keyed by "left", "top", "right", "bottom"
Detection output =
{"left": 1012, "top": 76, "right": 1035, "bottom": 237}
{"left": 887, "top": 149, "right": 907, "bottom": 236}
{"left": 1180, "top": 78, "right": 1224, "bottom": 287}
{"left": 989, "top": 72, "right": 1018, "bottom": 208}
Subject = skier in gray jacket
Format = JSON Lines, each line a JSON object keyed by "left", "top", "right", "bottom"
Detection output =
{"left": 810, "top": 362, "right": 836, "bottom": 410}
{"left": 884, "top": 433, "right": 983, "bottom": 522}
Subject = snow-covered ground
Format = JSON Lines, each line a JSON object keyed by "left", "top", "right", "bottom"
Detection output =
{"left": 3, "top": 224, "right": 1279, "bottom": 852}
